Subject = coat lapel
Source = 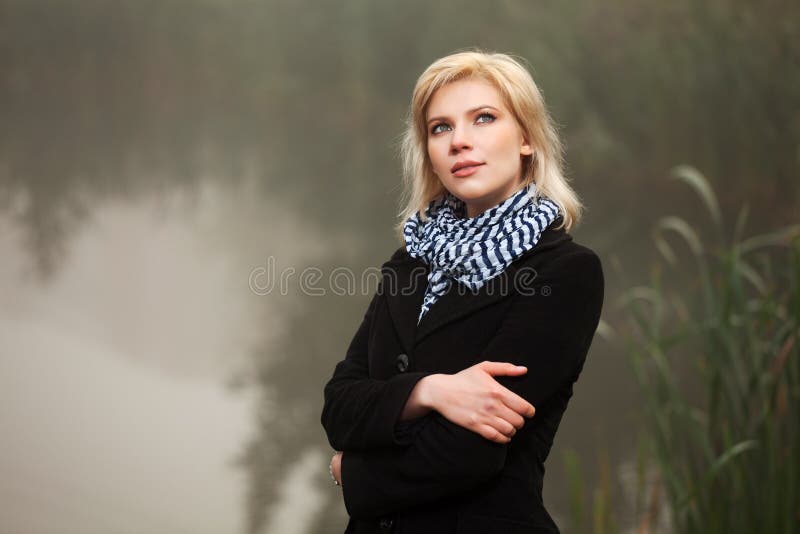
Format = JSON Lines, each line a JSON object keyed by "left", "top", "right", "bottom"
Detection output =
{"left": 382, "top": 223, "right": 573, "bottom": 352}
{"left": 380, "top": 257, "right": 427, "bottom": 355}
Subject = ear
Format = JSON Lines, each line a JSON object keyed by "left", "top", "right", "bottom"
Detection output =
{"left": 520, "top": 141, "right": 534, "bottom": 156}
{"left": 520, "top": 133, "right": 534, "bottom": 156}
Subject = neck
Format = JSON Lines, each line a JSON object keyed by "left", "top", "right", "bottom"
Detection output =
{"left": 463, "top": 182, "right": 528, "bottom": 219}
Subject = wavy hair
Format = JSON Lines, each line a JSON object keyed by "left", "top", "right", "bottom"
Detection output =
{"left": 395, "top": 49, "right": 583, "bottom": 240}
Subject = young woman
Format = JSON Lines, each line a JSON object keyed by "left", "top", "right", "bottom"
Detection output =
{"left": 320, "top": 50, "right": 604, "bottom": 533}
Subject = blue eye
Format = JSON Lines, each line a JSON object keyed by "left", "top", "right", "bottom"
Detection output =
{"left": 429, "top": 112, "right": 496, "bottom": 135}
{"left": 431, "top": 123, "right": 450, "bottom": 135}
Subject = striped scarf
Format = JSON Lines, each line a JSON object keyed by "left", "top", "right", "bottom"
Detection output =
{"left": 403, "top": 183, "right": 560, "bottom": 325}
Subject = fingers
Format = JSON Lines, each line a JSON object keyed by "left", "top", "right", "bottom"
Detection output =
{"left": 478, "top": 361, "right": 528, "bottom": 376}
{"left": 476, "top": 362, "right": 536, "bottom": 418}
{"left": 477, "top": 413, "right": 522, "bottom": 443}
{"left": 493, "top": 415, "right": 518, "bottom": 439}
{"left": 501, "top": 389, "right": 536, "bottom": 418}
{"left": 478, "top": 424, "right": 512, "bottom": 444}
{"left": 492, "top": 403, "right": 527, "bottom": 431}
{"left": 466, "top": 404, "right": 529, "bottom": 443}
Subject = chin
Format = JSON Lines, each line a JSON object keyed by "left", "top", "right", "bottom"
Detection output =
{"left": 442, "top": 180, "right": 495, "bottom": 203}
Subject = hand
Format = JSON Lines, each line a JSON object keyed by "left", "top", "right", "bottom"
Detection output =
{"left": 330, "top": 451, "right": 343, "bottom": 486}
{"left": 425, "top": 361, "right": 536, "bottom": 444}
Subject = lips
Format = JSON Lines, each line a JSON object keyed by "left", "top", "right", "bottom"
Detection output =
{"left": 450, "top": 160, "right": 484, "bottom": 176}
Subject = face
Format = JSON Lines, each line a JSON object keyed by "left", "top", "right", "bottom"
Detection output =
{"left": 426, "top": 78, "right": 532, "bottom": 218}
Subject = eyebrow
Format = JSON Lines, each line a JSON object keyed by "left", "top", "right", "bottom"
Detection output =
{"left": 426, "top": 105, "right": 500, "bottom": 125}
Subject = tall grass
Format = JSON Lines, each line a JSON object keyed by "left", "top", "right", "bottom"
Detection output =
{"left": 563, "top": 447, "right": 618, "bottom": 534}
{"left": 618, "top": 165, "right": 800, "bottom": 533}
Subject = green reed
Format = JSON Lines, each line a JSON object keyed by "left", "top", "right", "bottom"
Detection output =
{"left": 617, "top": 165, "right": 800, "bottom": 533}
{"left": 564, "top": 447, "right": 618, "bottom": 534}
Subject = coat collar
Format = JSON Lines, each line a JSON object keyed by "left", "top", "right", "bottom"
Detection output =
{"left": 380, "top": 220, "right": 573, "bottom": 353}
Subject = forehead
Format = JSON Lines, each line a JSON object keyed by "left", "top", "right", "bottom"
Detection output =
{"left": 426, "top": 78, "right": 506, "bottom": 118}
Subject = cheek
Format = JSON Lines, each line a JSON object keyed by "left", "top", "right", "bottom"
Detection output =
{"left": 427, "top": 142, "right": 446, "bottom": 169}
{"left": 494, "top": 130, "right": 524, "bottom": 161}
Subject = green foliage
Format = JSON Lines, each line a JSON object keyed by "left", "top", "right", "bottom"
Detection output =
{"left": 619, "top": 166, "right": 800, "bottom": 533}
{"left": 563, "top": 447, "right": 617, "bottom": 534}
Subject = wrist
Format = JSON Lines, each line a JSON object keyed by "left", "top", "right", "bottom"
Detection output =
{"left": 418, "top": 374, "right": 444, "bottom": 411}
{"left": 400, "top": 374, "right": 444, "bottom": 421}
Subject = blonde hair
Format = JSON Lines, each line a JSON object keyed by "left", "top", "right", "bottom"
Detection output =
{"left": 395, "top": 49, "right": 583, "bottom": 240}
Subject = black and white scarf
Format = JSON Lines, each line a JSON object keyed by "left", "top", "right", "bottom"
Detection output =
{"left": 403, "top": 183, "right": 560, "bottom": 325}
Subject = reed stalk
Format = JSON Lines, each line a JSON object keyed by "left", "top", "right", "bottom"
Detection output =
{"left": 618, "top": 165, "right": 800, "bottom": 533}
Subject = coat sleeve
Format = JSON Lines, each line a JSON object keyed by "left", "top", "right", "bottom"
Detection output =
{"left": 340, "top": 250, "right": 605, "bottom": 519}
{"left": 320, "top": 290, "right": 434, "bottom": 452}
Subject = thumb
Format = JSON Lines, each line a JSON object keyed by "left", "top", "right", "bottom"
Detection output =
{"left": 479, "top": 361, "right": 528, "bottom": 376}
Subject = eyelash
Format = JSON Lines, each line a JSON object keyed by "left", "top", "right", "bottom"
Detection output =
{"left": 430, "top": 112, "right": 496, "bottom": 135}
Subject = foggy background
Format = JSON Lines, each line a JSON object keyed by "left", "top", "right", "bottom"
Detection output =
{"left": 1, "top": 1, "right": 797, "bottom": 533}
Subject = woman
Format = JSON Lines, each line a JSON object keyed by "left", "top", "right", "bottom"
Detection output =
{"left": 320, "top": 50, "right": 604, "bottom": 533}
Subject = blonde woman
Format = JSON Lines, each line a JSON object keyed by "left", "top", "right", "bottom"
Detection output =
{"left": 321, "top": 49, "right": 604, "bottom": 533}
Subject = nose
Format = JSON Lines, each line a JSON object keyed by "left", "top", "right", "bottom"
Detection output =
{"left": 449, "top": 124, "right": 472, "bottom": 154}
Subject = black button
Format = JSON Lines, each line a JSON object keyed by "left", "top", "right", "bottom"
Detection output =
{"left": 378, "top": 517, "right": 394, "bottom": 530}
{"left": 395, "top": 353, "right": 409, "bottom": 373}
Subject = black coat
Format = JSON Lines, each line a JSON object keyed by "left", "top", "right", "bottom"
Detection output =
{"left": 321, "top": 219, "right": 604, "bottom": 533}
